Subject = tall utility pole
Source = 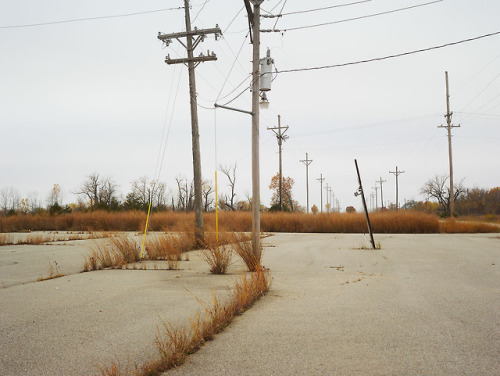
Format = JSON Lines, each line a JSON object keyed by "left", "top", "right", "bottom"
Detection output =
{"left": 389, "top": 166, "right": 405, "bottom": 211}
{"left": 378, "top": 177, "right": 386, "bottom": 211}
{"left": 300, "top": 153, "right": 313, "bottom": 213}
{"left": 268, "top": 115, "right": 289, "bottom": 210}
{"left": 439, "top": 71, "right": 460, "bottom": 216}
{"left": 372, "top": 185, "right": 379, "bottom": 211}
{"left": 316, "top": 174, "right": 325, "bottom": 212}
{"left": 243, "top": 0, "right": 263, "bottom": 257}
{"left": 157, "top": 1, "right": 221, "bottom": 242}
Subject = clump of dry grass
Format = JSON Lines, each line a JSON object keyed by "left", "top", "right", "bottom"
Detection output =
{"left": 200, "top": 233, "right": 233, "bottom": 274}
{"left": 98, "top": 268, "right": 270, "bottom": 376}
{"left": 145, "top": 233, "right": 194, "bottom": 270}
{"left": 228, "top": 232, "right": 262, "bottom": 272}
{"left": 82, "top": 235, "right": 138, "bottom": 271}
{"left": 109, "top": 236, "right": 140, "bottom": 264}
{"left": 37, "top": 259, "right": 65, "bottom": 281}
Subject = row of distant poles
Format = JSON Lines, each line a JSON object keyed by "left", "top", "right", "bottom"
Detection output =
{"left": 296, "top": 71, "right": 459, "bottom": 214}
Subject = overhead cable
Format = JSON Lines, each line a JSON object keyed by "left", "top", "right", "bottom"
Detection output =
{"left": 275, "top": 31, "right": 500, "bottom": 74}
{"left": 0, "top": 7, "right": 185, "bottom": 29}
{"left": 263, "top": 0, "right": 443, "bottom": 32}
{"left": 262, "top": 0, "right": 371, "bottom": 18}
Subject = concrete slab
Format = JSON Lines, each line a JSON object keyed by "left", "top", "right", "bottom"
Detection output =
{"left": 1, "top": 233, "right": 499, "bottom": 375}
{"left": 0, "top": 235, "right": 246, "bottom": 376}
{"left": 167, "top": 233, "right": 500, "bottom": 376}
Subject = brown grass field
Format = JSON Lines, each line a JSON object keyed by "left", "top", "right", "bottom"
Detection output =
{"left": 0, "top": 210, "right": 498, "bottom": 234}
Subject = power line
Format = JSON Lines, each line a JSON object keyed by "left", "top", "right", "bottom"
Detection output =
{"left": 223, "top": 6, "right": 245, "bottom": 34}
{"left": 276, "top": 31, "right": 500, "bottom": 74}
{"left": 0, "top": 7, "right": 185, "bottom": 29}
{"left": 263, "top": 0, "right": 443, "bottom": 32}
{"left": 273, "top": 0, "right": 288, "bottom": 30}
{"left": 263, "top": 0, "right": 371, "bottom": 18}
{"left": 216, "top": 32, "right": 250, "bottom": 102}
{"left": 192, "top": 0, "right": 210, "bottom": 23}
{"left": 460, "top": 71, "right": 500, "bottom": 112}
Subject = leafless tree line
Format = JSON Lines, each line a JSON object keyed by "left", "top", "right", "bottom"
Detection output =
{"left": 1, "top": 163, "right": 243, "bottom": 214}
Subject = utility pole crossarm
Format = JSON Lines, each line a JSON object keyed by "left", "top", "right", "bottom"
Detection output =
{"left": 157, "top": 27, "right": 222, "bottom": 42}
{"left": 165, "top": 53, "right": 217, "bottom": 65}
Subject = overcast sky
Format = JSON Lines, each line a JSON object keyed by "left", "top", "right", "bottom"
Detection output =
{"left": 1, "top": 0, "right": 499, "bottom": 211}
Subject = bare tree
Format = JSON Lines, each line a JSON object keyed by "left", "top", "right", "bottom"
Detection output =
{"left": 420, "top": 175, "right": 465, "bottom": 216}
{"left": 76, "top": 173, "right": 119, "bottom": 210}
{"left": 202, "top": 179, "right": 214, "bottom": 212}
{"left": 99, "top": 177, "right": 119, "bottom": 207}
{"left": 46, "top": 184, "right": 63, "bottom": 207}
{"left": 1, "top": 187, "right": 20, "bottom": 215}
{"left": 175, "top": 176, "right": 195, "bottom": 212}
{"left": 126, "top": 177, "right": 168, "bottom": 210}
{"left": 219, "top": 163, "right": 237, "bottom": 211}
{"left": 27, "top": 191, "right": 42, "bottom": 214}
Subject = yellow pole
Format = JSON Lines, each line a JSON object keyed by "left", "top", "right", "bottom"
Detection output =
{"left": 140, "top": 201, "right": 152, "bottom": 260}
{"left": 215, "top": 170, "right": 219, "bottom": 246}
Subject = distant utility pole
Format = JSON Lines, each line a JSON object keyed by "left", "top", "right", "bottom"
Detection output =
{"left": 389, "top": 166, "right": 405, "bottom": 211}
{"left": 324, "top": 182, "right": 329, "bottom": 213}
{"left": 300, "top": 153, "right": 313, "bottom": 213}
{"left": 328, "top": 187, "right": 334, "bottom": 212}
{"left": 157, "top": 0, "right": 221, "bottom": 242}
{"left": 372, "top": 185, "right": 379, "bottom": 211}
{"left": 316, "top": 174, "right": 325, "bottom": 212}
{"left": 439, "top": 71, "right": 460, "bottom": 216}
{"left": 268, "top": 115, "right": 289, "bottom": 210}
{"left": 378, "top": 177, "right": 386, "bottom": 211}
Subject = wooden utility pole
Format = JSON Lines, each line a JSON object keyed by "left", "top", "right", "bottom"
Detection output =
{"left": 243, "top": 0, "right": 264, "bottom": 257}
{"left": 324, "top": 183, "right": 329, "bottom": 213}
{"left": 372, "top": 185, "right": 379, "bottom": 211}
{"left": 354, "top": 159, "right": 375, "bottom": 249}
{"left": 268, "top": 115, "right": 289, "bottom": 210}
{"left": 439, "top": 71, "right": 460, "bottom": 216}
{"left": 300, "top": 153, "right": 313, "bottom": 213}
{"left": 157, "top": 0, "right": 221, "bottom": 242}
{"left": 328, "top": 187, "right": 334, "bottom": 212}
{"left": 378, "top": 177, "right": 386, "bottom": 211}
{"left": 316, "top": 173, "right": 325, "bottom": 212}
{"left": 389, "top": 166, "right": 405, "bottom": 211}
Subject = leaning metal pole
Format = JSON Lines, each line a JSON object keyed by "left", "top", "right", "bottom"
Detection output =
{"left": 355, "top": 159, "right": 376, "bottom": 249}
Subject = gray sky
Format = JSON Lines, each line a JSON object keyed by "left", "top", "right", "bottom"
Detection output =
{"left": 1, "top": 0, "right": 499, "bottom": 211}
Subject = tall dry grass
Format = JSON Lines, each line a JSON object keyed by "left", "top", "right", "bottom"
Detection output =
{"left": 439, "top": 219, "right": 500, "bottom": 233}
{"left": 2, "top": 210, "right": 498, "bottom": 234}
